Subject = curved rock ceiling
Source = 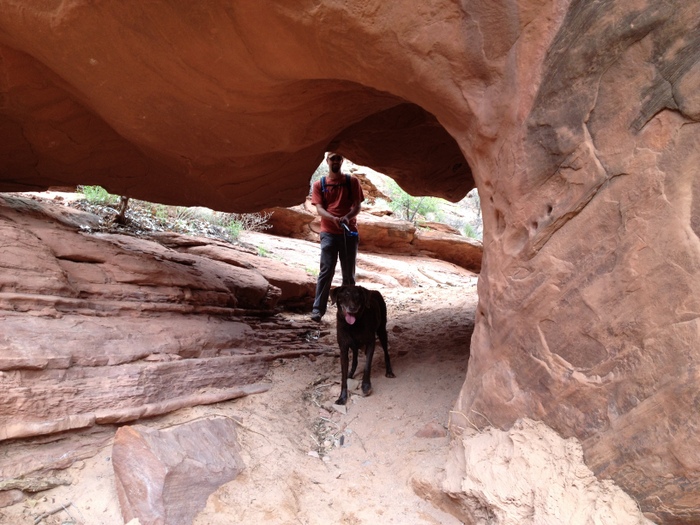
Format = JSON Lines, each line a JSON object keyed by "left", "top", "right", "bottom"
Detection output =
{"left": 0, "top": 2, "right": 476, "bottom": 210}
{"left": 2, "top": 0, "right": 700, "bottom": 522}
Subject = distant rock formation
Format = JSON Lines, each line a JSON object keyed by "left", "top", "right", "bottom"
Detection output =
{"left": 264, "top": 196, "right": 482, "bottom": 273}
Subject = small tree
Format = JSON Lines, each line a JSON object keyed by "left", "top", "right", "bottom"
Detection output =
{"left": 385, "top": 180, "right": 440, "bottom": 224}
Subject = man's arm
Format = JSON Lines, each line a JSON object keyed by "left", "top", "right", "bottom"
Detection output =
{"left": 315, "top": 200, "right": 361, "bottom": 227}
{"left": 341, "top": 200, "right": 362, "bottom": 225}
{"left": 315, "top": 203, "right": 341, "bottom": 225}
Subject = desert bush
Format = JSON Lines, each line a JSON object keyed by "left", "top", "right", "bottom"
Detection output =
{"left": 76, "top": 186, "right": 273, "bottom": 242}
{"left": 385, "top": 180, "right": 441, "bottom": 224}
{"left": 79, "top": 185, "right": 120, "bottom": 206}
{"left": 464, "top": 224, "right": 478, "bottom": 239}
{"left": 310, "top": 161, "right": 329, "bottom": 187}
{"left": 222, "top": 211, "right": 273, "bottom": 241}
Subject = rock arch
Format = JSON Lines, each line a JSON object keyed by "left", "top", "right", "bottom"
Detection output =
{"left": 1, "top": 1, "right": 700, "bottom": 521}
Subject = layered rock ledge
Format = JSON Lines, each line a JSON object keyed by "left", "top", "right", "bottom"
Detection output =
{"left": 0, "top": 194, "right": 318, "bottom": 442}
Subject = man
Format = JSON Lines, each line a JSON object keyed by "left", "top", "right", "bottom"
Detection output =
{"left": 310, "top": 152, "right": 365, "bottom": 322}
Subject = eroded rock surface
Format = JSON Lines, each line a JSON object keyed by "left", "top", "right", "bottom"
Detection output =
{"left": 0, "top": 5, "right": 472, "bottom": 210}
{"left": 451, "top": 3, "right": 700, "bottom": 522}
{"left": 0, "top": 194, "right": 317, "bottom": 442}
{"left": 433, "top": 419, "right": 652, "bottom": 525}
{"left": 113, "top": 417, "right": 245, "bottom": 525}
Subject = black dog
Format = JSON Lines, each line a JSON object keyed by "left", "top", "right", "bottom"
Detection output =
{"left": 329, "top": 285, "right": 395, "bottom": 405}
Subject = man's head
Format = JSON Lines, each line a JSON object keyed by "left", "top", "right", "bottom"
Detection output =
{"left": 326, "top": 152, "right": 344, "bottom": 174}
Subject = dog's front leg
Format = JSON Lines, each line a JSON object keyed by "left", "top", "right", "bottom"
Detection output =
{"left": 348, "top": 346, "right": 359, "bottom": 379}
{"left": 361, "top": 341, "right": 375, "bottom": 397}
{"left": 336, "top": 344, "right": 350, "bottom": 405}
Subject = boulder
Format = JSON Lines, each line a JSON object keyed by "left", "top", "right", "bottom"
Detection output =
{"left": 439, "top": 419, "right": 652, "bottom": 525}
{"left": 413, "top": 229, "right": 482, "bottom": 274}
{"left": 262, "top": 205, "right": 317, "bottom": 242}
{"left": 113, "top": 417, "right": 245, "bottom": 525}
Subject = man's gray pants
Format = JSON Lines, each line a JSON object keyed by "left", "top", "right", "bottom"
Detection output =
{"left": 312, "top": 232, "right": 359, "bottom": 316}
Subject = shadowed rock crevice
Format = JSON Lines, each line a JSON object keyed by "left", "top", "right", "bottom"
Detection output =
{"left": 329, "top": 103, "right": 474, "bottom": 201}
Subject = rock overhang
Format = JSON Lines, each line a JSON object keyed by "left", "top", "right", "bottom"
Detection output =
{"left": 0, "top": 3, "right": 477, "bottom": 212}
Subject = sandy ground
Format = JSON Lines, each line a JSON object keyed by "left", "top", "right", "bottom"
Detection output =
{"left": 193, "top": 285, "right": 476, "bottom": 525}
{"left": 2, "top": 266, "right": 478, "bottom": 525}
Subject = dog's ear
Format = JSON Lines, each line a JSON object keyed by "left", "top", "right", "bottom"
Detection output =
{"left": 329, "top": 286, "right": 339, "bottom": 305}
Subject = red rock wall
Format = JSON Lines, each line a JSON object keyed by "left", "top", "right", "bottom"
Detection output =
{"left": 451, "top": 2, "right": 700, "bottom": 522}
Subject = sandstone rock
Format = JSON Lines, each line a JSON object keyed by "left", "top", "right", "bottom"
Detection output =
{"left": 0, "top": 426, "right": 118, "bottom": 509}
{"left": 0, "top": 490, "right": 23, "bottom": 508}
{"left": 0, "top": 1, "right": 698, "bottom": 520}
{"left": 147, "top": 231, "right": 316, "bottom": 309}
{"left": 0, "top": 357, "right": 270, "bottom": 441}
{"left": 0, "top": 195, "right": 320, "bottom": 443}
{"left": 416, "top": 221, "right": 461, "bottom": 235}
{"left": 413, "top": 229, "right": 482, "bottom": 273}
{"left": 113, "top": 417, "right": 245, "bottom": 525}
{"left": 259, "top": 200, "right": 483, "bottom": 273}
{"left": 356, "top": 213, "right": 417, "bottom": 254}
{"left": 352, "top": 172, "right": 387, "bottom": 204}
{"left": 449, "top": 3, "right": 700, "bottom": 521}
{"left": 0, "top": 426, "right": 114, "bottom": 485}
{"left": 0, "top": 194, "right": 280, "bottom": 311}
{"left": 0, "top": 9, "right": 472, "bottom": 210}
{"left": 439, "top": 419, "right": 652, "bottom": 525}
{"left": 262, "top": 205, "right": 318, "bottom": 242}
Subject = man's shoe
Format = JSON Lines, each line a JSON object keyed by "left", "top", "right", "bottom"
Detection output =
{"left": 311, "top": 311, "right": 322, "bottom": 322}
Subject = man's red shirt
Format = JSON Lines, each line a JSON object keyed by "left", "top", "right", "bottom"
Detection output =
{"left": 311, "top": 174, "right": 365, "bottom": 234}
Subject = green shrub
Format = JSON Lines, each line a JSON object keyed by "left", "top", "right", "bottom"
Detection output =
{"left": 76, "top": 187, "right": 274, "bottom": 243}
{"left": 80, "top": 185, "right": 119, "bottom": 206}
{"left": 310, "top": 159, "right": 329, "bottom": 191}
{"left": 464, "top": 224, "right": 478, "bottom": 239}
{"left": 154, "top": 204, "right": 169, "bottom": 222}
{"left": 227, "top": 219, "right": 243, "bottom": 240}
{"left": 385, "top": 180, "right": 441, "bottom": 224}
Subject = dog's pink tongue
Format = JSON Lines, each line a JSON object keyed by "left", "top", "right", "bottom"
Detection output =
{"left": 345, "top": 312, "right": 357, "bottom": 325}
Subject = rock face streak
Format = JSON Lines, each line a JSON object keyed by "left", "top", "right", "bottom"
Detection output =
{"left": 1, "top": 0, "right": 699, "bottom": 521}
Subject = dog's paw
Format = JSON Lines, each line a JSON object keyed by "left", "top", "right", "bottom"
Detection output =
{"left": 335, "top": 394, "right": 348, "bottom": 405}
{"left": 361, "top": 383, "right": 373, "bottom": 396}
{"left": 386, "top": 372, "right": 396, "bottom": 378}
